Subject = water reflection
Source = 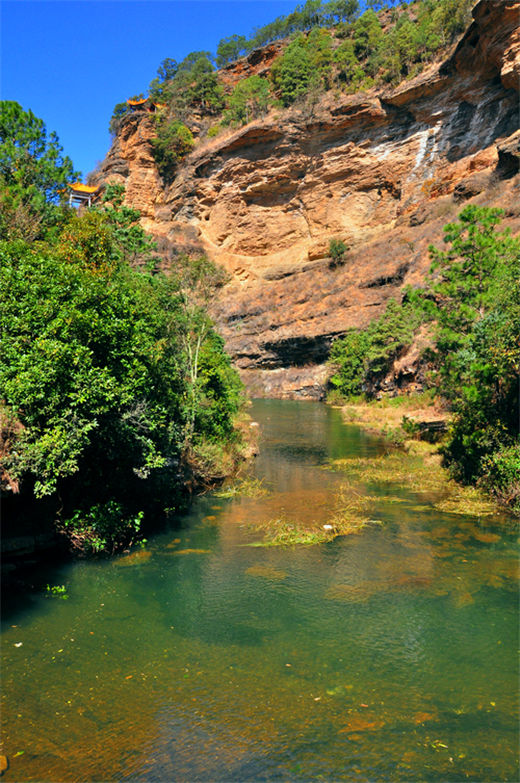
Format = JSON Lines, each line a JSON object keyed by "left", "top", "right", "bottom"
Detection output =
{"left": 1, "top": 400, "right": 518, "bottom": 782}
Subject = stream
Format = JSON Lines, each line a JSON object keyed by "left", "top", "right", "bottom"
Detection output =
{"left": 1, "top": 399, "right": 518, "bottom": 782}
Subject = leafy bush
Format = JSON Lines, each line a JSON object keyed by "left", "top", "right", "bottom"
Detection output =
{"left": 329, "top": 237, "right": 348, "bottom": 266}
{"left": 63, "top": 502, "right": 144, "bottom": 556}
{"left": 152, "top": 118, "right": 194, "bottom": 181}
{"left": 223, "top": 75, "right": 272, "bottom": 126}
{"left": 329, "top": 298, "right": 428, "bottom": 397}
{"left": 479, "top": 446, "right": 520, "bottom": 514}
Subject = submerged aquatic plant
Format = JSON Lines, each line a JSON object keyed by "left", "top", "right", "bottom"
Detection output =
{"left": 215, "top": 476, "right": 269, "bottom": 499}
{"left": 248, "top": 515, "right": 335, "bottom": 547}
{"left": 45, "top": 584, "right": 68, "bottom": 600}
{"left": 325, "top": 450, "right": 503, "bottom": 518}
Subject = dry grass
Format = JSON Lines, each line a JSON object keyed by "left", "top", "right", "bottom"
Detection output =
{"left": 327, "top": 445, "right": 502, "bottom": 519}
{"left": 215, "top": 476, "right": 269, "bottom": 499}
{"left": 338, "top": 391, "right": 448, "bottom": 436}
{"left": 248, "top": 515, "right": 335, "bottom": 547}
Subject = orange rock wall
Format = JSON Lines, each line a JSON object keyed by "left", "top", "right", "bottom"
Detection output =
{"left": 93, "top": 0, "right": 520, "bottom": 397}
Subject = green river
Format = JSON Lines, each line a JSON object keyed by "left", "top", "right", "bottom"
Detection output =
{"left": 1, "top": 399, "right": 518, "bottom": 782}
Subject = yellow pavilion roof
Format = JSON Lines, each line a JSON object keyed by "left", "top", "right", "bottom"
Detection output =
{"left": 69, "top": 182, "right": 100, "bottom": 194}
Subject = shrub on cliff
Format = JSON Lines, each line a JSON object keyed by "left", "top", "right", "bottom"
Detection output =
{"left": 329, "top": 237, "right": 348, "bottom": 267}
{"left": 223, "top": 75, "right": 273, "bottom": 126}
{"left": 108, "top": 102, "right": 129, "bottom": 136}
{"left": 152, "top": 118, "right": 194, "bottom": 182}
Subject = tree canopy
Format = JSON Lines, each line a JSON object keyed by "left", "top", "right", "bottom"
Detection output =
{"left": 1, "top": 105, "right": 245, "bottom": 554}
{"left": 0, "top": 101, "right": 79, "bottom": 240}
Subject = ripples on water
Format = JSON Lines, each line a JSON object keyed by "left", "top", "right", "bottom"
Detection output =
{"left": 1, "top": 400, "right": 518, "bottom": 782}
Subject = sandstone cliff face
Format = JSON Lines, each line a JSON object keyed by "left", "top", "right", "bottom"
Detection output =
{"left": 94, "top": 0, "right": 520, "bottom": 398}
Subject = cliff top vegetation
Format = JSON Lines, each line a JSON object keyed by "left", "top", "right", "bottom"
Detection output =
{"left": 109, "top": 0, "right": 474, "bottom": 180}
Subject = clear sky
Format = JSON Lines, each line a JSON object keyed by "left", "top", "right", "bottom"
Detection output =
{"left": 1, "top": 0, "right": 296, "bottom": 177}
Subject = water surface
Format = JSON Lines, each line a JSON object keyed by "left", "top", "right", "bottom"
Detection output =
{"left": 2, "top": 400, "right": 518, "bottom": 782}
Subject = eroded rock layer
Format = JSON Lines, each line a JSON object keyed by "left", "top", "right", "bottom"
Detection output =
{"left": 93, "top": 0, "right": 520, "bottom": 397}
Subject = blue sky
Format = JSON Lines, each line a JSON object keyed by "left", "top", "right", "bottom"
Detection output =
{"left": 1, "top": 0, "right": 296, "bottom": 177}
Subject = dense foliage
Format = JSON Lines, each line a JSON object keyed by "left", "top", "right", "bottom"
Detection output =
{"left": 427, "top": 207, "right": 520, "bottom": 508}
{"left": 0, "top": 101, "right": 79, "bottom": 241}
{"left": 0, "top": 107, "right": 245, "bottom": 554}
{"left": 329, "top": 297, "right": 427, "bottom": 397}
{"left": 329, "top": 206, "right": 520, "bottom": 511}
{"left": 151, "top": 118, "right": 194, "bottom": 181}
{"left": 223, "top": 75, "right": 272, "bottom": 126}
{"left": 149, "top": 52, "right": 224, "bottom": 117}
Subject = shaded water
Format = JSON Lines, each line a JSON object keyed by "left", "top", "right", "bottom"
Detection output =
{"left": 1, "top": 400, "right": 518, "bottom": 782}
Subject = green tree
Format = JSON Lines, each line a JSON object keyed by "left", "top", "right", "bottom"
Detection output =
{"left": 150, "top": 52, "right": 224, "bottom": 119}
{"left": 177, "top": 52, "right": 224, "bottom": 114}
{"left": 0, "top": 101, "right": 78, "bottom": 241}
{"left": 271, "top": 35, "right": 313, "bottom": 106}
{"left": 323, "top": 0, "right": 359, "bottom": 24}
{"left": 333, "top": 39, "right": 366, "bottom": 87}
{"left": 152, "top": 118, "right": 194, "bottom": 182}
{"left": 353, "top": 9, "right": 383, "bottom": 65}
{"left": 216, "top": 34, "right": 248, "bottom": 67}
{"left": 427, "top": 206, "right": 520, "bottom": 493}
{"left": 430, "top": 0, "right": 474, "bottom": 46}
{"left": 329, "top": 329, "right": 371, "bottom": 396}
{"left": 167, "top": 254, "right": 233, "bottom": 443}
{"left": 308, "top": 28, "right": 334, "bottom": 88}
{"left": 98, "top": 183, "right": 159, "bottom": 268}
{"left": 224, "top": 75, "right": 272, "bottom": 125}
{"left": 149, "top": 58, "right": 179, "bottom": 102}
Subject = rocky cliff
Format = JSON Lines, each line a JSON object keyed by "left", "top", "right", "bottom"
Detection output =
{"left": 93, "top": 0, "right": 520, "bottom": 398}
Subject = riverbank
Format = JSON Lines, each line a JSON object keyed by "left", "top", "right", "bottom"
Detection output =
{"left": 1, "top": 409, "right": 259, "bottom": 583}
{"left": 219, "top": 396, "right": 510, "bottom": 549}
{"left": 331, "top": 391, "right": 449, "bottom": 446}
{"left": 330, "top": 393, "right": 515, "bottom": 521}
